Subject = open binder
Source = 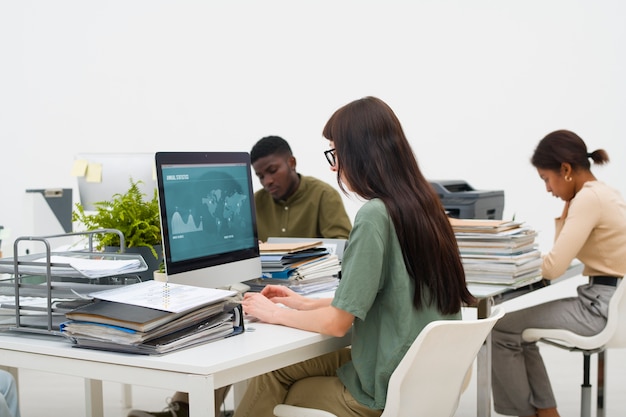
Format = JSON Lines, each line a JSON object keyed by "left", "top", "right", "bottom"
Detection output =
{"left": 61, "top": 280, "right": 244, "bottom": 355}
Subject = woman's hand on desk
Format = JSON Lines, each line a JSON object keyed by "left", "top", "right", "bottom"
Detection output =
{"left": 258, "top": 284, "right": 331, "bottom": 310}
{"left": 242, "top": 291, "right": 284, "bottom": 324}
{"left": 257, "top": 285, "right": 307, "bottom": 310}
{"left": 242, "top": 285, "right": 317, "bottom": 323}
{"left": 242, "top": 286, "right": 353, "bottom": 336}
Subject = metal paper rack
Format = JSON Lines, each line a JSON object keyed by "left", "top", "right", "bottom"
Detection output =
{"left": 0, "top": 229, "right": 148, "bottom": 335}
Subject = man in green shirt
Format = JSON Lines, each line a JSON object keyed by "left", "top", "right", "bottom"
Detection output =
{"left": 250, "top": 135, "right": 352, "bottom": 242}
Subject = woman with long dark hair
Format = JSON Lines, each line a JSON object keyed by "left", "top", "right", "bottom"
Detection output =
{"left": 237, "top": 96, "right": 474, "bottom": 416}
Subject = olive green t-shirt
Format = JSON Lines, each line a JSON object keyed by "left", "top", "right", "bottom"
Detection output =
{"left": 254, "top": 175, "right": 352, "bottom": 242}
{"left": 332, "top": 199, "right": 460, "bottom": 410}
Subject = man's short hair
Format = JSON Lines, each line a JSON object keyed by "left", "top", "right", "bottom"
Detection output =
{"left": 250, "top": 136, "right": 293, "bottom": 164}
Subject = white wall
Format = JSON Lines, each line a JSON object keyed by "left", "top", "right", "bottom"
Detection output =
{"left": 1, "top": 0, "right": 625, "bottom": 257}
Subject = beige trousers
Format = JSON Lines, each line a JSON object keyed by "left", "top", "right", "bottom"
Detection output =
{"left": 233, "top": 348, "right": 382, "bottom": 417}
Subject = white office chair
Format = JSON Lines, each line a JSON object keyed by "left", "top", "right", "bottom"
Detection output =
{"left": 522, "top": 278, "right": 626, "bottom": 417}
{"left": 273, "top": 306, "right": 505, "bottom": 417}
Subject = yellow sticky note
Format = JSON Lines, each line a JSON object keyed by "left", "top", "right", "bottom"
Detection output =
{"left": 71, "top": 159, "right": 88, "bottom": 177}
{"left": 86, "top": 163, "right": 103, "bottom": 183}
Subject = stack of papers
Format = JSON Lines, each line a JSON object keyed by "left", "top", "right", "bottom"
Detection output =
{"left": 0, "top": 252, "right": 148, "bottom": 279}
{"left": 43, "top": 255, "right": 142, "bottom": 278}
{"left": 245, "top": 274, "right": 340, "bottom": 295}
{"left": 451, "top": 219, "right": 543, "bottom": 286}
{"left": 246, "top": 241, "right": 341, "bottom": 294}
{"left": 449, "top": 218, "right": 523, "bottom": 234}
{"left": 86, "top": 279, "right": 236, "bottom": 313}
{"left": 60, "top": 280, "right": 244, "bottom": 355}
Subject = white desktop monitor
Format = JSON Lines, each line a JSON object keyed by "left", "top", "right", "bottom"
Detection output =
{"left": 75, "top": 153, "right": 157, "bottom": 211}
{"left": 155, "top": 151, "right": 262, "bottom": 289}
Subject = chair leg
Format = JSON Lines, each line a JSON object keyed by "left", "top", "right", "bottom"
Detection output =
{"left": 597, "top": 350, "right": 606, "bottom": 417}
{"left": 581, "top": 353, "right": 591, "bottom": 417}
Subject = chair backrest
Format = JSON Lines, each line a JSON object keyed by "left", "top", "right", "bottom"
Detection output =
{"left": 381, "top": 306, "right": 504, "bottom": 417}
{"left": 605, "top": 279, "right": 626, "bottom": 348}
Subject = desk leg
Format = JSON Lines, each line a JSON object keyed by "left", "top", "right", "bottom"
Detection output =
{"left": 121, "top": 383, "right": 133, "bottom": 408}
{"left": 85, "top": 378, "right": 104, "bottom": 417}
{"left": 188, "top": 374, "right": 216, "bottom": 417}
{"left": 476, "top": 297, "right": 493, "bottom": 417}
{"left": 233, "top": 380, "right": 248, "bottom": 409}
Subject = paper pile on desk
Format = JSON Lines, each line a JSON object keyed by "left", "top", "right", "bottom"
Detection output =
{"left": 43, "top": 255, "right": 142, "bottom": 278}
{"left": 60, "top": 280, "right": 244, "bottom": 355}
{"left": 0, "top": 252, "right": 148, "bottom": 279}
{"left": 245, "top": 241, "right": 341, "bottom": 294}
{"left": 451, "top": 219, "right": 542, "bottom": 286}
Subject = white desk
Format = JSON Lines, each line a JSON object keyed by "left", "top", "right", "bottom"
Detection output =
{"left": 0, "top": 322, "right": 351, "bottom": 417}
{"left": 0, "top": 265, "right": 583, "bottom": 417}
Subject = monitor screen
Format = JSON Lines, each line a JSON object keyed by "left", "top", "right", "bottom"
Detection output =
{"left": 75, "top": 153, "right": 157, "bottom": 211}
{"left": 155, "top": 151, "right": 261, "bottom": 289}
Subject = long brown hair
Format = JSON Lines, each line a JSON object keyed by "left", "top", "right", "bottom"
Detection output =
{"left": 323, "top": 97, "right": 475, "bottom": 314}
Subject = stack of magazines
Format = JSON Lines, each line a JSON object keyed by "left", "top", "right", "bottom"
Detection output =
{"left": 450, "top": 218, "right": 542, "bottom": 287}
{"left": 245, "top": 241, "right": 341, "bottom": 294}
{"left": 60, "top": 280, "right": 244, "bottom": 355}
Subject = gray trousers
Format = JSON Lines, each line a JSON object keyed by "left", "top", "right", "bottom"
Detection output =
{"left": 491, "top": 282, "right": 615, "bottom": 416}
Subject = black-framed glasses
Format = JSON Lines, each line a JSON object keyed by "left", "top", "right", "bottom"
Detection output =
{"left": 324, "top": 148, "right": 336, "bottom": 167}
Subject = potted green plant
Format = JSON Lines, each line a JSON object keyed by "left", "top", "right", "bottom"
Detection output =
{"left": 72, "top": 178, "right": 163, "bottom": 280}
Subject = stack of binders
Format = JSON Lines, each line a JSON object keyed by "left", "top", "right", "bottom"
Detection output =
{"left": 245, "top": 241, "right": 341, "bottom": 294}
{"left": 450, "top": 218, "right": 543, "bottom": 287}
{"left": 60, "top": 280, "right": 244, "bottom": 355}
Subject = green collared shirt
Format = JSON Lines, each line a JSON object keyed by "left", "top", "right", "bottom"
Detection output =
{"left": 333, "top": 199, "right": 460, "bottom": 409}
{"left": 254, "top": 175, "right": 352, "bottom": 242}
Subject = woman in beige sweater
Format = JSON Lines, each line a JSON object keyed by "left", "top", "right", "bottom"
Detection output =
{"left": 491, "top": 129, "right": 626, "bottom": 417}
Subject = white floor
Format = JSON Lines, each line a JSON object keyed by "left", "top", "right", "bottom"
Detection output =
{"left": 7, "top": 276, "right": 626, "bottom": 417}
